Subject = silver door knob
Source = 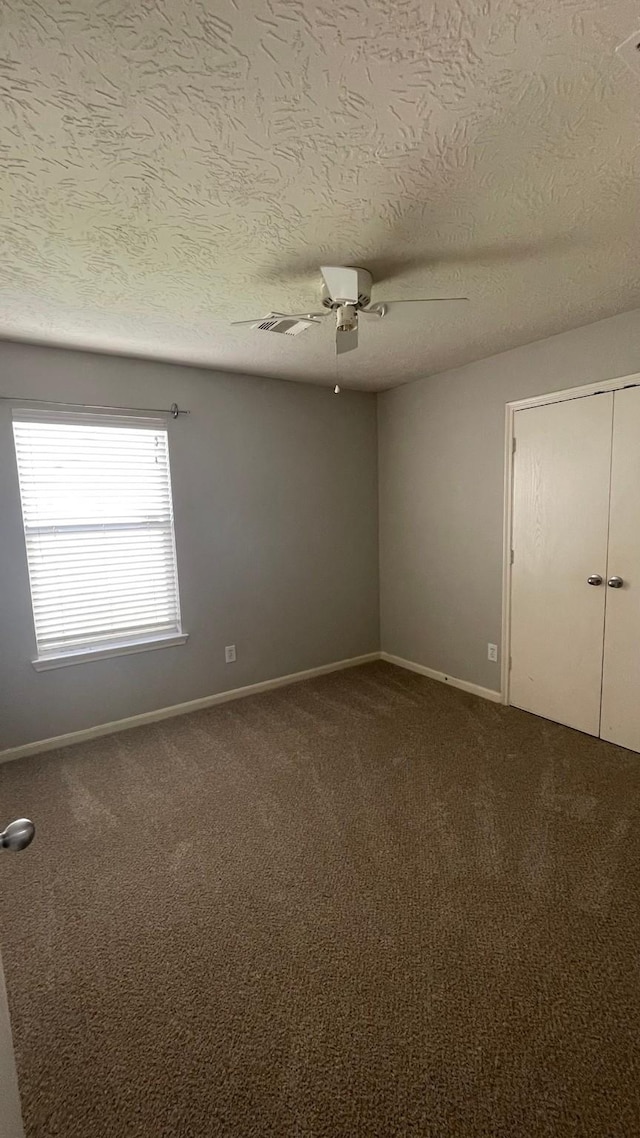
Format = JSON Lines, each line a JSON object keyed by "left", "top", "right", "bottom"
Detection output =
{"left": 0, "top": 819, "right": 35, "bottom": 852}
{"left": 587, "top": 575, "right": 603, "bottom": 586}
{"left": 608, "top": 576, "right": 624, "bottom": 589}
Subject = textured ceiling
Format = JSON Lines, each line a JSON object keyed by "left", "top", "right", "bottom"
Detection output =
{"left": 2, "top": 0, "right": 640, "bottom": 391}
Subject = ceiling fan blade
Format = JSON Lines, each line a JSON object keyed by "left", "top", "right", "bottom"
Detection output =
{"left": 336, "top": 325, "right": 358, "bottom": 355}
{"left": 231, "top": 312, "right": 326, "bottom": 326}
{"left": 277, "top": 311, "right": 327, "bottom": 320}
{"left": 231, "top": 317, "right": 278, "bottom": 326}
{"left": 368, "top": 297, "right": 468, "bottom": 314}
{"left": 321, "top": 266, "right": 359, "bottom": 304}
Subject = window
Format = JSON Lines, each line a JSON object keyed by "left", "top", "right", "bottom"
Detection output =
{"left": 12, "top": 409, "right": 186, "bottom": 669}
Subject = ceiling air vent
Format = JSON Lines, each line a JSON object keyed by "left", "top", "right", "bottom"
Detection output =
{"left": 253, "top": 314, "right": 315, "bottom": 336}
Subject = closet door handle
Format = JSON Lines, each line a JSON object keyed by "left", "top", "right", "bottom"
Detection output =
{"left": 587, "top": 575, "right": 603, "bottom": 586}
{"left": 608, "top": 576, "right": 624, "bottom": 589}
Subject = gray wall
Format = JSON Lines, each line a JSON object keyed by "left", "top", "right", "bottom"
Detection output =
{"left": 378, "top": 308, "right": 640, "bottom": 692}
{"left": 0, "top": 342, "right": 379, "bottom": 750}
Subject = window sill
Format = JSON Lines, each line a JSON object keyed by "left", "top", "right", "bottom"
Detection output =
{"left": 32, "top": 632, "right": 189, "bottom": 671}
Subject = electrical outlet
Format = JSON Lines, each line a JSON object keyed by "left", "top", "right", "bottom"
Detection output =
{"left": 488, "top": 643, "right": 498, "bottom": 662}
{"left": 225, "top": 644, "right": 236, "bottom": 664}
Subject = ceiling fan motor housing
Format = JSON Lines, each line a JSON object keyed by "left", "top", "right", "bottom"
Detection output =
{"left": 321, "top": 266, "right": 372, "bottom": 310}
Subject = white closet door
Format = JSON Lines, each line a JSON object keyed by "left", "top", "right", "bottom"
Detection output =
{"left": 510, "top": 394, "right": 613, "bottom": 735}
{"left": 601, "top": 386, "right": 640, "bottom": 751}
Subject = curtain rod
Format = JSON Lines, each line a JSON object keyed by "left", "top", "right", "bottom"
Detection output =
{"left": 0, "top": 397, "right": 189, "bottom": 418}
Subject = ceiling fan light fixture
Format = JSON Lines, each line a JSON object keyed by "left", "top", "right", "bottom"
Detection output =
{"left": 336, "top": 304, "right": 357, "bottom": 333}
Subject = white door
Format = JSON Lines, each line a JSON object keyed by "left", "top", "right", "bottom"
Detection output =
{"left": 601, "top": 385, "right": 640, "bottom": 751}
{"left": 0, "top": 952, "right": 24, "bottom": 1138}
{"left": 509, "top": 394, "right": 613, "bottom": 735}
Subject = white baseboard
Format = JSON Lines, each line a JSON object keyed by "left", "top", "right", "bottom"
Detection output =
{"left": 381, "top": 652, "right": 502, "bottom": 703}
{"left": 0, "top": 653, "right": 381, "bottom": 764}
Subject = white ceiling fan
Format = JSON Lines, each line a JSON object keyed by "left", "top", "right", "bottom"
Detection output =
{"left": 231, "top": 266, "right": 467, "bottom": 355}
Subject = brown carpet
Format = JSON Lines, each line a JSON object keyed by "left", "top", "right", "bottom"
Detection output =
{"left": 1, "top": 661, "right": 640, "bottom": 1137}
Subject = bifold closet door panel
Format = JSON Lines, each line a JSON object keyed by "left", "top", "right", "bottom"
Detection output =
{"left": 510, "top": 394, "right": 613, "bottom": 735}
{"left": 601, "top": 385, "right": 640, "bottom": 753}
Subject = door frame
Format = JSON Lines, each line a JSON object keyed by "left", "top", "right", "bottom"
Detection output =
{"left": 0, "top": 949, "right": 24, "bottom": 1138}
{"left": 501, "top": 370, "right": 640, "bottom": 706}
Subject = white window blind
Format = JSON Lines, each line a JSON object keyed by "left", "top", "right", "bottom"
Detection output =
{"left": 12, "top": 409, "right": 183, "bottom": 662}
